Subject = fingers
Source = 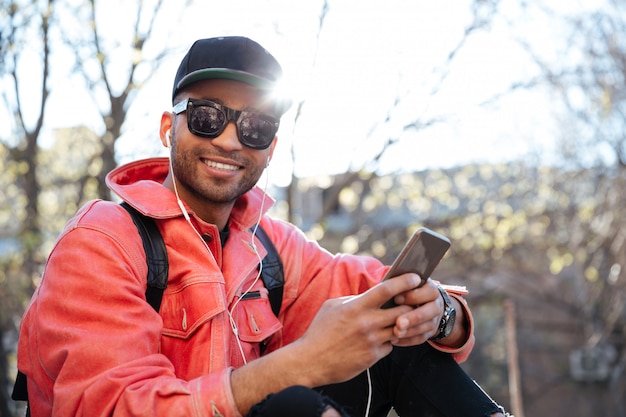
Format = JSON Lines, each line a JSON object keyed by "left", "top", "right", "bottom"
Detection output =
{"left": 327, "top": 295, "right": 411, "bottom": 338}
{"left": 358, "top": 273, "right": 423, "bottom": 309}
{"left": 393, "top": 277, "right": 440, "bottom": 307}
{"left": 393, "top": 303, "right": 440, "bottom": 344}
{"left": 390, "top": 279, "right": 444, "bottom": 345}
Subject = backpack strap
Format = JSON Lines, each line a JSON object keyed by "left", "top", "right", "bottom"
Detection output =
{"left": 11, "top": 370, "right": 29, "bottom": 403}
{"left": 11, "top": 368, "right": 30, "bottom": 415}
{"left": 120, "top": 202, "right": 169, "bottom": 312}
{"left": 255, "top": 226, "right": 284, "bottom": 317}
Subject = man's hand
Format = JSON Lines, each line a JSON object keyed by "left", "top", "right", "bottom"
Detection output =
{"left": 292, "top": 273, "right": 421, "bottom": 385}
{"left": 389, "top": 277, "right": 467, "bottom": 348}
{"left": 231, "top": 273, "right": 422, "bottom": 413}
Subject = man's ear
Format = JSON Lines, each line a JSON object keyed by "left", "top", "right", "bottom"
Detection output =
{"left": 266, "top": 136, "right": 278, "bottom": 163}
{"left": 160, "top": 112, "right": 174, "bottom": 148}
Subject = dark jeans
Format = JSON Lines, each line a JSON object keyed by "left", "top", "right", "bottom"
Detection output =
{"left": 315, "top": 344, "right": 506, "bottom": 417}
{"left": 247, "top": 344, "right": 506, "bottom": 417}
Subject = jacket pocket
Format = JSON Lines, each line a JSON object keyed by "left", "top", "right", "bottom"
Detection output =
{"left": 232, "top": 289, "right": 282, "bottom": 343}
{"left": 160, "top": 278, "right": 226, "bottom": 339}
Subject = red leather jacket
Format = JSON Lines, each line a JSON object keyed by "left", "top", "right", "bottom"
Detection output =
{"left": 17, "top": 158, "right": 474, "bottom": 417}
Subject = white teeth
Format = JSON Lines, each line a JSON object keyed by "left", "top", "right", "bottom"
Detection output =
{"left": 204, "top": 160, "right": 239, "bottom": 171}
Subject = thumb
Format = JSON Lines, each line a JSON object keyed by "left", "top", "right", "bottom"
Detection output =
{"left": 363, "top": 273, "right": 422, "bottom": 309}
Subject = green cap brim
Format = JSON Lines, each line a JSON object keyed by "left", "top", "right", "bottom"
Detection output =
{"left": 175, "top": 68, "right": 292, "bottom": 114}
{"left": 176, "top": 68, "right": 276, "bottom": 92}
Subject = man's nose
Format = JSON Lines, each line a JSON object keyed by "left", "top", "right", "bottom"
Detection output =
{"left": 211, "top": 121, "right": 242, "bottom": 151}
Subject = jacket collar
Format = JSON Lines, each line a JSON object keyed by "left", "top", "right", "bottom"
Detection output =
{"left": 106, "top": 157, "right": 274, "bottom": 230}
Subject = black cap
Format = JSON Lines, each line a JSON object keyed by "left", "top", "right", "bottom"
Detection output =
{"left": 172, "top": 36, "right": 290, "bottom": 113}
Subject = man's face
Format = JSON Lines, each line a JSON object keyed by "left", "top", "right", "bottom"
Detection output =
{"left": 168, "top": 79, "right": 278, "bottom": 209}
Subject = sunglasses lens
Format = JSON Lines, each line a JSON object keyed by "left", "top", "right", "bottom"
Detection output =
{"left": 238, "top": 114, "right": 278, "bottom": 149}
{"left": 189, "top": 105, "right": 226, "bottom": 137}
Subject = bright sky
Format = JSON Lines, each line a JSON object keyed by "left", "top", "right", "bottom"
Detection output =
{"left": 3, "top": 0, "right": 600, "bottom": 187}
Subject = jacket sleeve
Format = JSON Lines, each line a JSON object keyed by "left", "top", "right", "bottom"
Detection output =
{"left": 261, "top": 218, "right": 474, "bottom": 363}
{"left": 427, "top": 290, "right": 475, "bottom": 363}
{"left": 18, "top": 201, "right": 241, "bottom": 417}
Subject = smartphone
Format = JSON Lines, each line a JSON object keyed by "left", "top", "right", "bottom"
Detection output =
{"left": 381, "top": 227, "right": 451, "bottom": 309}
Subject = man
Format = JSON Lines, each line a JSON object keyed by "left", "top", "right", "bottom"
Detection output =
{"left": 16, "top": 36, "right": 506, "bottom": 417}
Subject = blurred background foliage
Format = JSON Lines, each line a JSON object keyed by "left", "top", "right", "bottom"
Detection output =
{"left": 2, "top": 0, "right": 626, "bottom": 416}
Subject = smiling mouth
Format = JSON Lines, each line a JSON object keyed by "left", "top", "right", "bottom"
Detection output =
{"left": 202, "top": 159, "right": 241, "bottom": 171}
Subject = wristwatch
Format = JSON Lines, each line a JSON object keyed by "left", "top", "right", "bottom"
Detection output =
{"left": 430, "top": 286, "right": 457, "bottom": 341}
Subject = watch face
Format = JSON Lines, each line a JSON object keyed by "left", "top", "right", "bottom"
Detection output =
{"left": 431, "top": 287, "right": 456, "bottom": 341}
{"left": 443, "top": 308, "right": 456, "bottom": 338}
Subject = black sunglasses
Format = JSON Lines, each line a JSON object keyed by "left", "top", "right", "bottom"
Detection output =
{"left": 172, "top": 98, "right": 280, "bottom": 150}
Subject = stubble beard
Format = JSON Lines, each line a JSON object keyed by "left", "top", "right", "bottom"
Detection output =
{"left": 171, "top": 147, "right": 263, "bottom": 205}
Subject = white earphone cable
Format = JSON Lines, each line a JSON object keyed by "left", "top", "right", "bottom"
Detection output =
{"left": 365, "top": 367, "right": 373, "bottom": 417}
{"left": 226, "top": 162, "right": 271, "bottom": 363}
{"left": 168, "top": 144, "right": 272, "bottom": 364}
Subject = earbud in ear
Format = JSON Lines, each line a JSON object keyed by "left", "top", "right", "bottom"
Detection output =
{"left": 265, "top": 156, "right": 270, "bottom": 168}
{"left": 165, "top": 130, "right": 172, "bottom": 148}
